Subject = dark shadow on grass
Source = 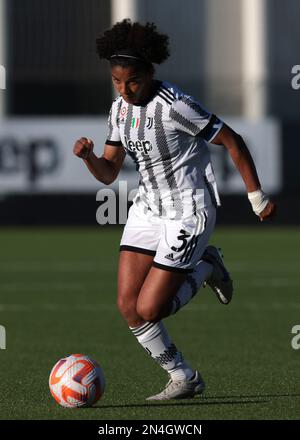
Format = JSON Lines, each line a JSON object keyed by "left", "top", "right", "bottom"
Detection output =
{"left": 92, "top": 398, "right": 269, "bottom": 410}
{"left": 200, "top": 393, "right": 300, "bottom": 400}
{"left": 91, "top": 392, "right": 300, "bottom": 410}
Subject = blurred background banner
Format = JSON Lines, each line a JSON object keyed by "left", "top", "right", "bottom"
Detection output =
{"left": 0, "top": 117, "right": 280, "bottom": 194}
{"left": 0, "top": 0, "right": 299, "bottom": 224}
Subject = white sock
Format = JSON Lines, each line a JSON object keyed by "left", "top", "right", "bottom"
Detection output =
{"left": 169, "top": 261, "right": 213, "bottom": 316}
{"left": 130, "top": 321, "right": 195, "bottom": 381}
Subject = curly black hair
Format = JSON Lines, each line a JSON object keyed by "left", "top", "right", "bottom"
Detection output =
{"left": 96, "top": 19, "right": 170, "bottom": 69}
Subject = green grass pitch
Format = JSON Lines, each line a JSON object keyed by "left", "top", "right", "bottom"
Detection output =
{"left": 0, "top": 226, "right": 299, "bottom": 420}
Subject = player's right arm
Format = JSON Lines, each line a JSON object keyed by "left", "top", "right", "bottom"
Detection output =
{"left": 170, "top": 96, "right": 276, "bottom": 222}
{"left": 73, "top": 137, "right": 126, "bottom": 185}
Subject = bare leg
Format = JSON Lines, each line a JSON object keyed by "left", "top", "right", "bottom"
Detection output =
{"left": 117, "top": 253, "right": 194, "bottom": 381}
{"left": 117, "top": 250, "right": 154, "bottom": 327}
{"left": 136, "top": 266, "right": 186, "bottom": 322}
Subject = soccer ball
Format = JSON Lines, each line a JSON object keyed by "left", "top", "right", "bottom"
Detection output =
{"left": 49, "top": 354, "right": 105, "bottom": 408}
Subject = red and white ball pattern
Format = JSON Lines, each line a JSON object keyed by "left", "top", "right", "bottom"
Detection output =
{"left": 49, "top": 354, "right": 105, "bottom": 408}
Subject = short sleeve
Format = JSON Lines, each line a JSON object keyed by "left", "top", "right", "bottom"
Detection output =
{"left": 106, "top": 99, "right": 122, "bottom": 146}
{"left": 169, "top": 96, "right": 223, "bottom": 143}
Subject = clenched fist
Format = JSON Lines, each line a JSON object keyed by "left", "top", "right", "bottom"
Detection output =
{"left": 259, "top": 200, "right": 277, "bottom": 222}
{"left": 73, "top": 137, "right": 94, "bottom": 160}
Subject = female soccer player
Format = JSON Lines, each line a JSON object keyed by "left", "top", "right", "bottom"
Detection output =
{"left": 73, "top": 19, "right": 276, "bottom": 400}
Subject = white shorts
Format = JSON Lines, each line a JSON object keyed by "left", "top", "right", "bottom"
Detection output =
{"left": 120, "top": 203, "right": 216, "bottom": 273}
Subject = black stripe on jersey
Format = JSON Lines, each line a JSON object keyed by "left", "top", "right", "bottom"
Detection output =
{"left": 138, "top": 106, "right": 163, "bottom": 215}
{"left": 180, "top": 236, "right": 194, "bottom": 263}
{"left": 169, "top": 107, "right": 200, "bottom": 136}
{"left": 180, "top": 235, "right": 198, "bottom": 264}
{"left": 126, "top": 149, "right": 140, "bottom": 171}
{"left": 158, "top": 91, "right": 173, "bottom": 106}
{"left": 185, "top": 235, "right": 199, "bottom": 263}
{"left": 116, "top": 99, "right": 123, "bottom": 128}
{"left": 199, "top": 114, "right": 218, "bottom": 140}
{"left": 107, "top": 107, "right": 113, "bottom": 140}
{"left": 204, "top": 175, "right": 218, "bottom": 208}
{"left": 106, "top": 140, "right": 122, "bottom": 146}
{"left": 152, "top": 261, "right": 193, "bottom": 273}
{"left": 180, "top": 97, "right": 222, "bottom": 141}
{"left": 159, "top": 87, "right": 175, "bottom": 104}
{"left": 203, "top": 210, "right": 208, "bottom": 230}
{"left": 124, "top": 104, "right": 140, "bottom": 171}
{"left": 192, "top": 197, "right": 197, "bottom": 216}
{"left": 161, "top": 85, "right": 176, "bottom": 100}
{"left": 181, "top": 96, "right": 209, "bottom": 119}
{"left": 124, "top": 103, "right": 133, "bottom": 138}
{"left": 120, "top": 245, "right": 156, "bottom": 256}
{"left": 138, "top": 105, "right": 147, "bottom": 139}
{"left": 154, "top": 102, "right": 183, "bottom": 217}
{"left": 137, "top": 106, "right": 151, "bottom": 197}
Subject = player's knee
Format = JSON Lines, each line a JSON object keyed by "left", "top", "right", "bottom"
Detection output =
{"left": 136, "top": 302, "right": 160, "bottom": 323}
{"left": 117, "top": 295, "right": 137, "bottom": 320}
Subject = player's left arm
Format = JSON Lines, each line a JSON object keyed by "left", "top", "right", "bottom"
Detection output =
{"left": 211, "top": 123, "right": 276, "bottom": 221}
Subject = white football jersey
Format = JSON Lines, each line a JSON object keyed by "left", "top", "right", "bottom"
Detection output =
{"left": 106, "top": 80, "right": 223, "bottom": 219}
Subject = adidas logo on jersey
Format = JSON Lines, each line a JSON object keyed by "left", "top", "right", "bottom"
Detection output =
{"left": 124, "top": 135, "right": 153, "bottom": 155}
{"left": 164, "top": 253, "right": 175, "bottom": 261}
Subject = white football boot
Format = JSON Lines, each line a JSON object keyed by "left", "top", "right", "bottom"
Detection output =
{"left": 146, "top": 371, "right": 205, "bottom": 401}
{"left": 202, "top": 245, "right": 233, "bottom": 304}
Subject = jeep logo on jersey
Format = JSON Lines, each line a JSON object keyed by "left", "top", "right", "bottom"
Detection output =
{"left": 124, "top": 135, "right": 153, "bottom": 155}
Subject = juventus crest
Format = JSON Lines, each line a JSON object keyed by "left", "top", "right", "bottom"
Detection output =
{"left": 146, "top": 117, "right": 154, "bottom": 129}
